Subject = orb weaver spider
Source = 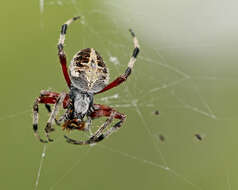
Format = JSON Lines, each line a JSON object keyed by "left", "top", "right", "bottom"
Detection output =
{"left": 32, "top": 16, "right": 140, "bottom": 145}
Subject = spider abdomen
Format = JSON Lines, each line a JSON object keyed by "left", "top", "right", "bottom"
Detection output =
{"left": 69, "top": 48, "right": 109, "bottom": 93}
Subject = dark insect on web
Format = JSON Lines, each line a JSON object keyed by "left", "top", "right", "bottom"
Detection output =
{"left": 154, "top": 110, "right": 160, "bottom": 115}
{"left": 158, "top": 134, "right": 165, "bottom": 142}
{"left": 32, "top": 16, "right": 140, "bottom": 145}
{"left": 194, "top": 134, "right": 202, "bottom": 141}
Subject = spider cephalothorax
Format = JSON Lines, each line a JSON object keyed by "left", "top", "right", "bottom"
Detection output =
{"left": 70, "top": 48, "right": 109, "bottom": 93}
{"left": 32, "top": 16, "right": 140, "bottom": 145}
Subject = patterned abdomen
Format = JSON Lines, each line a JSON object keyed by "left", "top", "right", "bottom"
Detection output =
{"left": 69, "top": 48, "right": 109, "bottom": 93}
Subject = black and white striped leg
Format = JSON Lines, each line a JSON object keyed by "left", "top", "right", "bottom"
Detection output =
{"left": 45, "top": 92, "right": 66, "bottom": 142}
{"left": 124, "top": 29, "right": 140, "bottom": 78}
{"left": 64, "top": 113, "right": 115, "bottom": 145}
{"left": 93, "top": 115, "right": 126, "bottom": 143}
{"left": 33, "top": 99, "right": 48, "bottom": 143}
{"left": 57, "top": 16, "right": 80, "bottom": 53}
{"left": 90, "top": 112, "right": 115, "bottom": 139}
{"left": 44, "top": 104, "right": 61, "bottom": 125}
{"left": 64, "top": 112, "right": 126, "bottom": 145}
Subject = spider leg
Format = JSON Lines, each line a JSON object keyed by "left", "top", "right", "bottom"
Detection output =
{"left": 90, "top": 105, "right": 126, "bottom": 143}
{"left": 83, "top": 116, "right": 93, "bottom": 133}
{"left": 45, "top": 92, "right": 66, "bottom": 142}
{"left": 89, "top": 112, "right": 116, "bottom": 140}
{"left": 65, "top": 112, "right": 116, "bottom": 144}
{"left": 57, "top": 16, "right": 80, "bottom": 88}
{"left": 33, "top": 99, "right": 48, "bottom": 143}
{"left": 64, "top": 104, "right": 126, "bottom": 145}
{"left": 44, "top": 104, "right": 61, "bottom": 125}
{"left": 96, "top": 29, "right": 140, "bottom": 94}
{"left": 32, "top": 90, "right": 69, "bottom": 143}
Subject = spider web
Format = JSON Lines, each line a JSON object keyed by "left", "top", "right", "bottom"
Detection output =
{"left": 1, "top": 0, "right": 238, "bottom": 189}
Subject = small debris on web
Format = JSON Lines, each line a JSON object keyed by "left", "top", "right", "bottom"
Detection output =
{"left": 157, "top": 134, "right": 165, "bottom": 142}
{"left": 41, "top": 152, "right": 46, "bottom": 158}
{"left": 154, "top": 110, "right": 160, "bottom": 116}
{"left": 109, "top": 56, "right": 120, "bottom": 65}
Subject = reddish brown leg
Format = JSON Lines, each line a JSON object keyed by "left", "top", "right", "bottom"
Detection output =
{"left": 33, "top": 90, "right": 69, "bottom": 143}
{"left": 96, "top": 76, "right": 127, "bottom": 94}
{"left": 90, "top": 104, "right": 125, "bottom": 120}
{"left": 58, "top": 51, "right": 71, "bottom": 88}
{"left": 57, "top": 16, "right": 80, "bottom": 88}
{"left": 64, "top": 104, "right": 126, "bottom": 145}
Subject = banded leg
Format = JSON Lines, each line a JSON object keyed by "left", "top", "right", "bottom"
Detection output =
{"left": 84, "top": 116, "right": 93, "bottom": 134}
{"left": 44, "top": 104, "right": 61, "bottom": 125}
{"left": 90, "top": 105, "right": 126, "bottom": 143}
{"left": 96, "top": 29, "right": 140, "bottom": 94}
{"left": 64, "top": 104, "right": 126, "bottom": 145}
{"left": 90, "top": 112, "right": 115, "bottom": 139}
{"left": 33, "top": 99, "right": 48, "bottom": 143}
{"left": 32, "top": 90, "right": 69, "bottom": 143}
{"left": 45, "top": 92, "right": 66, "bottom": 142}
{"left": 65, "top": 112, "right": 116, "bottom": 144}
{"left": 57, "top": 16, "right": 80, "bottom": 88}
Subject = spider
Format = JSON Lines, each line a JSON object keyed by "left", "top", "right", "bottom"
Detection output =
{"left": 32, "top": 16, "right": 140, "bottom": 145}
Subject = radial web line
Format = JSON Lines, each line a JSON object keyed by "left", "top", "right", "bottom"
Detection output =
{"left": 138, "top": 56, "right": 190, "bottom": 99}
{"left": 152, "top": 48, "right": 220, "bottom": 121}
{"left": 107, "top": 48, "right": 203, "bottom": 189}
{"left": 153, "top": 48, "right": 191, "bottom": 78}
{"left": 170, "top": 90, "right": 218, "bottom": 120}
{"left": 133, "top": 103, "right": 168, "bottom": 166}
{"left": 0, "top": 108, "right": 31, "bottom": 121}
{"left": 49, "top": 147, "right": 92, "bottom": 190}
{"left": 106, "top": 49, "right": 168, "bottom": 166}
{"left": 100, "top": 144, "right": 203, "bottom": 190}
{"left": 167, "top": 168, "right": 203, "bottom": 190}
{"left": 34, "top": 144, "right": 47, "bottom": 190}
{"left": 99, "top": 144, "right": 168, "bottom": 170}
{"left": 40, "top": 0, "right": 44, "bottom": 14}
{"left": 104, "top": 29, "right": 190, "bottom": 170}
{"left": 193, "top": 85, "right": 217, "bottom": 119}
{"left": 225, "top": 169, "right": 232, "bottom": 190}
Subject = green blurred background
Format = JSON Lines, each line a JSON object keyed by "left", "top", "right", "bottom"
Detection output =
{"left": 2, "top": 0, "right": 238, "bottom": 189}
